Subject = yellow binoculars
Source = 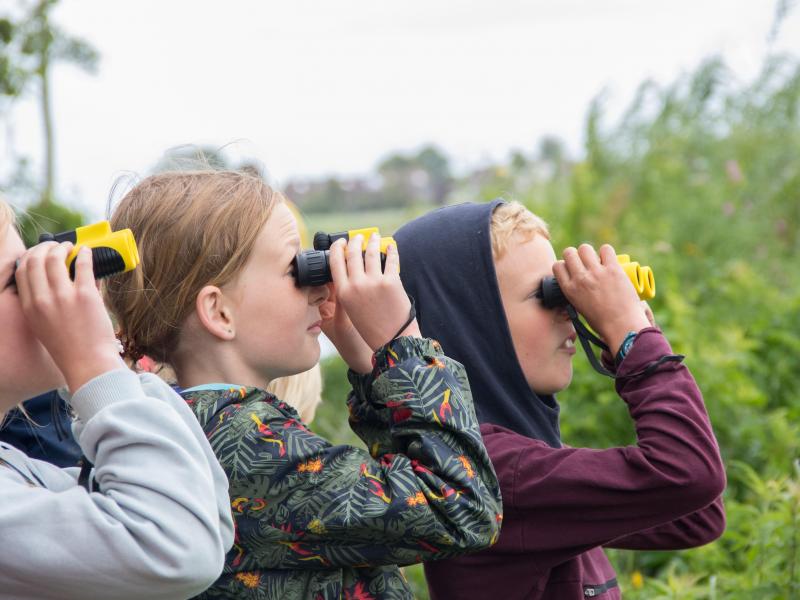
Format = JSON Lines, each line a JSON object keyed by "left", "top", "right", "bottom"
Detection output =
{"left": 9, "top": 221, "right": 140, "bottom": 285}
{"left": 313, "top": 227, "right": 396, "bottom": 255}
{"left": 616, "top": 254, "right": 655, "bottom": 300}
{"left": 293, "top": 227, "right": 396, "bottom": 287}
{"left": 537, "top": 253, "right": 655, "bottom": 309}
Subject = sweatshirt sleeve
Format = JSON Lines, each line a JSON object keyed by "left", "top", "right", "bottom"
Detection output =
{"left": 488, "top": 329, "right": 726, "bottom": 569}
{"left": 214, "top": 336, "right": 502, "bottom": 570}
{"left": 605, "top": 495, "right": 725, "bottom": 550}
{"left": 0, "top": 369, "right": 233, "bottom": 600}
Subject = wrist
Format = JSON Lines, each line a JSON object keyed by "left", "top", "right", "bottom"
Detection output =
{"left": 372, "top": 296, "right": 418, "bottom": 350}
{"left": 397, "top": 320, "right": 421, "bottom": 339}
{"left": 64, "top": 352, "right": 126, "bottom": 393}
{"left": 603, "top": 316, "right": 650, "bottom": 356}
{"left": 614, "top": 331, "right": 638, "bottom": 365}
{"left": 343, "top": 351, "right": 374, "bottom": 375}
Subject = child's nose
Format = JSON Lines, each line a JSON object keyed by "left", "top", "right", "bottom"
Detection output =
{"left": 308, "top": 283, "right": 330, "bottom": 306}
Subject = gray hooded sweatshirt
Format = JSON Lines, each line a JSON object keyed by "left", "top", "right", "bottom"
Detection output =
{"left": 0, "top": 368, "right": 234, "bottom": 600}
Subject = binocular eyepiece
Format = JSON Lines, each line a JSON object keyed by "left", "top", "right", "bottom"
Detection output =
{"left": 292, "top": 227, "right": 395, "bottom": 287}
{"left": 537, "top": 254, "right": 656, "bottom": 309}
{"left": 9, "top": 221, "right": 140, "bottom": 286}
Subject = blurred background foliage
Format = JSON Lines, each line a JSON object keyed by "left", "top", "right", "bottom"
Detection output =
{"left": 2, "top": 0, "right": 799, "bottom": 597}
{"left": 309, "top": 51, "right": 800, "bottom": 600}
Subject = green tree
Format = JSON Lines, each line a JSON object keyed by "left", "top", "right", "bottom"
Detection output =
{"left": 415, "top": 145, "right": 452, "bottom": 205}
{"left": 1, "top": 0, "right": 98, "bottom": 243}
{"left": 11, "top": 0, "right": 98, "bottom": 206}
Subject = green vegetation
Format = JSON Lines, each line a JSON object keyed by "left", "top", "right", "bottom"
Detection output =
{"left": 3, "top": 1, "right": 798, "bottom": 596}
{"left": 311, "top": 55, "right": 800, "bottom": 598}
{"left": 1, "top": 0, "right": 97, "bottom": 240}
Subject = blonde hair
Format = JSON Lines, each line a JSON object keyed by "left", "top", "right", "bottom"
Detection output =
{"left": 0, "top": 198, "right": 15, "bottom": 236}
{"left": 267, "top": 364, "right": 323, "bottom": 423}
{"left": 104, "top": 170, "right": 280, "bottom": 365}
{"left": 490, "top": 200, "right": 550, "bottom": 260}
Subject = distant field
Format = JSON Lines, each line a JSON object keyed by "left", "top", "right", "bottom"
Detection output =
{"left": 300, "top": 205, "right": 435, "bottom": 242}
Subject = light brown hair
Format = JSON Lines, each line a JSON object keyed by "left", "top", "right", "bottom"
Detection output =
{"left": 0, "top": 198, "right": 15, "bottom": 237}
{"left": 490, "top": 200, "right": 550, "bottom": 260}
{"left": 104, "top": 170, "right": 280, "bottom": 365}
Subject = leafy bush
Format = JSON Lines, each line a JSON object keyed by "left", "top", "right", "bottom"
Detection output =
{"left": 315, "top": 55, "right": 800, "bottom": 598}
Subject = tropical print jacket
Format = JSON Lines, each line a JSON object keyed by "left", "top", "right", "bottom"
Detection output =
{"left": 184, "top": 336, "right": 503, "bottom": 600}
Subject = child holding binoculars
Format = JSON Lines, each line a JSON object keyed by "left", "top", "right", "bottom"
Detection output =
{"left": 395, "top": 199, "right": 726, "bottom": 600}
{"left": 104, "top": 170, "right": 502, "bottom": 600}
{"left": 0, "top": 198, "right": 233, "bottom": 599}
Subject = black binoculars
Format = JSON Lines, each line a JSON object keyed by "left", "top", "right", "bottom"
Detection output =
{"left": 292, "top": 227, "right": 395, "bottom": 287}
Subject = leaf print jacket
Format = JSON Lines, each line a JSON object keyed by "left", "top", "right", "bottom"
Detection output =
{"left": 184, "top": 336, "right": 503, "bottom": 600}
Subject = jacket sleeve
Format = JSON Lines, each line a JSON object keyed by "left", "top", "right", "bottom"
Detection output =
{"left": 0, "top": 369, "right": 234, "bottom": 600}
{"left": 216, "top": 336, "right": 503, "bottom": 570}
{"left": 488, "top": 329, "right": 726, "bottom": 569}
{"left": 605, "top": 495, "right": 725, "bottom": 550}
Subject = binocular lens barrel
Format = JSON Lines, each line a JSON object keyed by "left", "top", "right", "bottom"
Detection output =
{"left": 293, "top": 228, "right": 394, "bottom": 287}
{"left": 538, "top": 277, "right": 569, "bottom": 309}
{"left": 293, "top": 250, "right": 332, "bottom": 287}
{"left": 292, "top": 249, "right": 390, "bottom": 287}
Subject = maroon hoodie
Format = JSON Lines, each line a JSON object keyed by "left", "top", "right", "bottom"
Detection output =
{"left": 424, "top": 329, "right": 726, "bottom": 599}
{"left": 395, "top": 201, "right": 726, "bottom": 599}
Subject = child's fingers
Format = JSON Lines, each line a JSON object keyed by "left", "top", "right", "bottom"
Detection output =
{"left": 562, "top": 247, "right": 587, "bottom": 280}
{"left": 598, "top": 244, "right": 617, "bottom": 266}
{"left": 363, "top": 233, "right": 381, "bottom": 277}
{"left": 18, "top": 242, "right": 58, "bottom": 306}
{"left": 642, "top": 300, "right": 656, "bottom": 327}
{"left": 577, "top": 243, "right": 601, "bottom": 271}
{"left": 319, "top": 284, "right": 337, "bottom": 320}
{"left": 345, "top": 234, "right": 365, "bottom": 281}
{"left": 73, "top": 245, "right": 96, "bottom": 290}
{"left": 319, "top": 300, "right": 336, "bottom": 321}
{"left": 44, "top": 242, "right": 74, "bottom": 296}
{"left": 552, "top": 260, "right": 569, "bottom": 287}
{"left": 328, "top": 239, "right": 348, "bottom": 287}
{"left": 384, "top": 242, "right": 400, "bottom": 276}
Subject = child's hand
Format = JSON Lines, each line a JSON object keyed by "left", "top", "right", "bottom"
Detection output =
{"left": 642, "top": 301, "right": 656, "bottom": 328}
{"left": 553, "top": 243, "right": 651, "bottom": 356}
{"left": 320, "top": 284, "right": 374, "bottom": 374}
{"left": 328, "top": 233, "right": 420, "bottom": 352}
{"left": 15, "top": 242, "right": 123, "bottom": 392}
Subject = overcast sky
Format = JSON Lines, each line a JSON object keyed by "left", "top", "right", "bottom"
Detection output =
{"left": 3, "top": 0, "right": 799, "bottom": 218}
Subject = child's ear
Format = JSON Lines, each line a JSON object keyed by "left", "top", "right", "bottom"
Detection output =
{"left": 195, "top": 285, "right": 236, "bottom": 341}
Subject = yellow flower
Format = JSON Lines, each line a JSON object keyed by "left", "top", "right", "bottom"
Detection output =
{"left": 631, "top": 570, "right": 644, "bottom": 589}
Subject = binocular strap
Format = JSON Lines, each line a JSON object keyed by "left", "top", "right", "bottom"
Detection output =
{"left": 566, "top": 305, "right": 616, "bottom": 378}
{"left": 565, "top": 305, "right": 685, "bottom": 380}
{"left": 390, "top": 295, "right": 417, "bottom": 342}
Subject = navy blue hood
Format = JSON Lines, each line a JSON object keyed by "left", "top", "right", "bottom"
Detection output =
{"left": 395, "top": 200, "right": 561, "bottom": 447}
